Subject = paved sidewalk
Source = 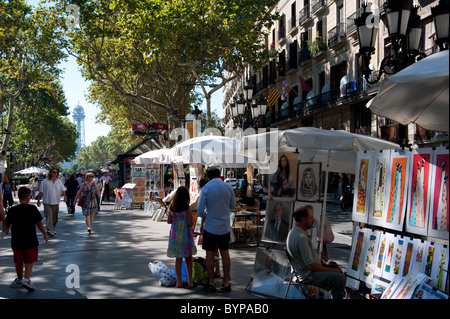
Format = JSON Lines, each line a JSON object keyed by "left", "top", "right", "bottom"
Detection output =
{"left": 0, "top": 196, "right": 352, "bottom": 299}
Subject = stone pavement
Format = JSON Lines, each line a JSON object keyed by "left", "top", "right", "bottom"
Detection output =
{"left": 0, "top": 195, "right": 353, "bottom": 299}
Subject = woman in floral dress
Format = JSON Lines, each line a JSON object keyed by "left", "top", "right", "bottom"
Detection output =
{"left": 74, "top": 173, "right": 101, "bottom": 233}
{"left": 167, "top": 186, "right": 197, "bottom": 288}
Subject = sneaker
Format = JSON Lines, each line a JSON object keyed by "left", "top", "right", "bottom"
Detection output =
{"left": 22, "top": 279, "right": 36, "bottom": 291}
{"left": 10, "top": 278, "right": 23, "bottom": 288}
{"left": 47, "top": 230, "right": 56, "bottom": 237}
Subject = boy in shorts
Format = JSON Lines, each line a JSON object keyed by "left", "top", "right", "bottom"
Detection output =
{"left": 4, "top": 187, "right": 48, "bottom": 291}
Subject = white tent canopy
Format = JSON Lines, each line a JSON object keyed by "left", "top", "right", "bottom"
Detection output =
{"left": 171, "top": 135, "right": 265, "bottom": 168}
{"left": 14, "top": 166, "right": 48, "bottom": 175}
{"left": 239, "top": 127, "right": 400, "bottom": 174}
{"left": 367, "top": 50, "right": 449, "bottom": 132}
{"left": 134, "top": 148, "right": 173, "bottom": 165}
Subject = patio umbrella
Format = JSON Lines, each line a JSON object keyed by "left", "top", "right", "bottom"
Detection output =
{"left": 14, "top": 166, "right": 48, "bottom": 175}
{"left": 239, "top": 127, "right": 399, "bottom": 253}
{"left": 367, "top": 50, "right": 449, "bottom": 132}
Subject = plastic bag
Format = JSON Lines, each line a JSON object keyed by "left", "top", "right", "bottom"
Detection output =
{"left": 148, "top": 260, "right": 177, "bottom": 287}
{"left": 316, "top": 212, "right": 335, "bottom": 244}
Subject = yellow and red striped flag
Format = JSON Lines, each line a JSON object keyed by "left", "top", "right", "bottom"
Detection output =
{"left": 267, "top": 88, "right": 280, "bottom": 108}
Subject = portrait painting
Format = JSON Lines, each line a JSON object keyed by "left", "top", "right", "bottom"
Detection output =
{"left": 261, "top": 198, "right": 294, "bottom": 244}
{"left": 269, "top": 153, "right": 298, "bottom": 199}
{"left": 248, "top": 248, "right": 293, "bottom": 298}
{"left": 297, "top": 162, "right": 321, "bottom": 202}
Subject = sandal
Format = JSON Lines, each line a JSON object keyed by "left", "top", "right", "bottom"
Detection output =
{"left": 176, "top": 282, "right": 188, "bottom": 288}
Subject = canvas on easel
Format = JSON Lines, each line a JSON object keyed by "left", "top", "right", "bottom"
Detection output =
{"left": 428, "top": 147, "right": 449, "bottom": 241}
{"left": 383, "top": 149, "right": 410, "bottom": 232}
{"left": 406, "top": 148, "right": 432, "bottom": 236}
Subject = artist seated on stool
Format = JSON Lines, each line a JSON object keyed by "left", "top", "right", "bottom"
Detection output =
{"left": 286, "top": 206, "right": 346, "bottom": 299}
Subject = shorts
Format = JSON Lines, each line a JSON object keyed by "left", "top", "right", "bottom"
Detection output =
{"left": 13, "top": 247, "right": 39, "bottom": 264}
{"left": 202, "top": 230, "right": 230, "bottom": 251}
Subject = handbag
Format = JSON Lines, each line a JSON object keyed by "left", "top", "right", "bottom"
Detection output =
{"left": 77, "top": 195, "right": 87, "bottom": 207}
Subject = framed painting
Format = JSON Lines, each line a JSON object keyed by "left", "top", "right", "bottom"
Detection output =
{"left": 261, "top": 198, "right": 294, "bottom": 245}
{"left": 269, "top": 153, "right": 298, "bottom": 199}
{"left": 297, "top": 162, "right": 321, "bottom": 202}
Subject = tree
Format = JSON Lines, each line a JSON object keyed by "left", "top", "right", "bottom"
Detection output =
{"left": 0, "top": 0, "right": 67, "bottom": 162}
{"left": 10, "top": 84, "right": 78, "bottom": 167}
{"left": 55, "top": 0, "right": 279, "bottom": 131}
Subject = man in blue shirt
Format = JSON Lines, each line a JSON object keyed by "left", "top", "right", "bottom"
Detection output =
{"left": 197, "top": 167, "right": 236, "bottom": 292}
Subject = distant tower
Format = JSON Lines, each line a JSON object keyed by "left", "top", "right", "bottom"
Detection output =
{"left": 72, "top": 102, "right": 86, "bottom": 155}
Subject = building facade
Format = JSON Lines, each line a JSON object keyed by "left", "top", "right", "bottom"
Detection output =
{"left": 223, "top": 0, "right": 445, "bottom": 147}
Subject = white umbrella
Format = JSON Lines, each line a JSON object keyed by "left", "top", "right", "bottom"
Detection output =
{"left": 171, "top": 135, "right": 265, "bottom": 168}
{"left": 134, "top": 148, "right": 172, "bottom": 165}
{"left": 240, "top": 127, "right": 399, "bottom": 253}
{"left": 367, "top": 50, "right": 449, "bottom": 132}
{"left": 14, "top": 166, "right": 48, "bottom": 175}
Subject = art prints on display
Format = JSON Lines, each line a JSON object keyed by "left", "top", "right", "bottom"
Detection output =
{"left": 352, "top": 151, "right": 375, "bottom": 223}
{"left": 373, "top": 232, "right": 389, "bottom": 278}
{"left": 270, "top": 153, "right": 297, "bottom": 199}
{"left": 346, "top": 226, "right": 367, "bottom": 279}
{"left": 294, "top": 201, "right": 322, "bottom": 244}
{"left": 248, "top": 248, "right": 304, "bottom": 299}
{"left": 368, "top": 150, "right": 391, "bottom": 227}
{"left": 380, "top": 233, "right": 399, "bottom": 281}
{"left": 412, "top": 283, "right": 449, "bottom": 299}
{"left": 131, "top": 166, "right": 146, "bottom": 204}
{"left": 359, "top": 229, "right": 381, "bottom": 283}
{"left": 262, "top": 198, "right": 294, "bottom": 244}
{"left": 428, "top": 147, "right": 449, "bottom": 240}
{"left": 383, "top": 149, "right": 410, "bottom": 231}
{"left": 428, "top": 243, "right": 449, "bottom": 291}
{"left": 405, "top": 149, "right": 432, "bottom": 236}
{"left": 381, "top": 271, "right": 430, "bottom": 299}
{"left": 297, "top": 162, "right": 321, "bottom": 202}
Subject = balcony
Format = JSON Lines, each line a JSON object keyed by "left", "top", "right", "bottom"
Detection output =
{"left": 346, "top": 8, "right": 362, "bottom": 35}
{"left": 299, "top": 5, "right": 311, "bottom": 26}
{"left": 311, "top": 0, "right": 327, "bottom": 15}
{"left": 298, "top": 47, "right": 311, "bottom": 65}
{"left": 278, "top": 26, "right": 286, "bottom": 43}
{"left": 273, "top": 77, "right": 369, "bottom": 123}
{"left": 328, "top": 23, "right": 346, "bottom": 47}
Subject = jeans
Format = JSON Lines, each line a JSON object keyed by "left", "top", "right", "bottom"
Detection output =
{"left": 304, "top": 270, "right": 346, "bottom": 299}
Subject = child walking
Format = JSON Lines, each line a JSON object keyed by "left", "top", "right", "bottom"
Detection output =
{"left": 4, "top": 187, "right": 48, "bottom": 291}
{"left": 167, "top": 186, "right": 197, "bottom": 288}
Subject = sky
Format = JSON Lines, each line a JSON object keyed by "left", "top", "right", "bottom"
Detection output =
{"left": 28, "top": 0, "right": 224, "bottom": 147}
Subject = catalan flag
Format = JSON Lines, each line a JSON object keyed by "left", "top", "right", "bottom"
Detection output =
{"left": 267, "top": 88, "right": 280, "bottom": 108}
{"left": 281, "top": 81, "right": 292, "bottom": 100}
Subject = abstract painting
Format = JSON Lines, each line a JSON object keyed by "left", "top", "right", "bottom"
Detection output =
{"left": 352, "top": 151, "right": 374, "bottom": 223}
{"left": 369, "top": 150, "right": 391, "bottom": 227}
{"left": 384, "top": 149, "right": 410, "bottom": 231}
{"left": 406, "top": 148, "right": 432, "bottom": 236}
{"left": 428, "top": 147, "right": 449, "bottom": 240}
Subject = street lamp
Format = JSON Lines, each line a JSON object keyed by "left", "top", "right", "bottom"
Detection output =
{"left": 355, "top": 0, "right": 448, "bottom": 84}
{"left": 432, "top": 0, "right": 450, "bottom": 50}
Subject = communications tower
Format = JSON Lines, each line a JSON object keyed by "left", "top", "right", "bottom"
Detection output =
{"left": 72, "top": 102, "right": 86, "bottom": 155}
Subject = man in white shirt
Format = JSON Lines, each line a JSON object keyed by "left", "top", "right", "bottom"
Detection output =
{"left": 37, "top": 168, "right": 67, "bottom": 236}
{"left": 100, "top": 172, "right": 112, "bottom": 201}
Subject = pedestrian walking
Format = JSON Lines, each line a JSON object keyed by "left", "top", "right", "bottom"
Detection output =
{"left": 3, "top": 187, "right": 48, "bottom": 291}
{"left": 0, "top": 192, "right": 5, "bottom": 229}
{"left": 167, "top": 186, "right": 197, "bottom": 288}
{"left": 197, "top": 167, "right": 236, "bottom": 292}
{"left": 2, "top": 175, "right": 16, "bottom": 211}
{"left": 36, "top": 168, "right": 67, "bottom": 236}
{"left": 65, "top": 174, "right": 79, "bottom": 214}
{"left": 74, "top": 172, "right": 100, "bottom": 233}
{"left": 100, "top": 172, "right": 112, "bottom": 202}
